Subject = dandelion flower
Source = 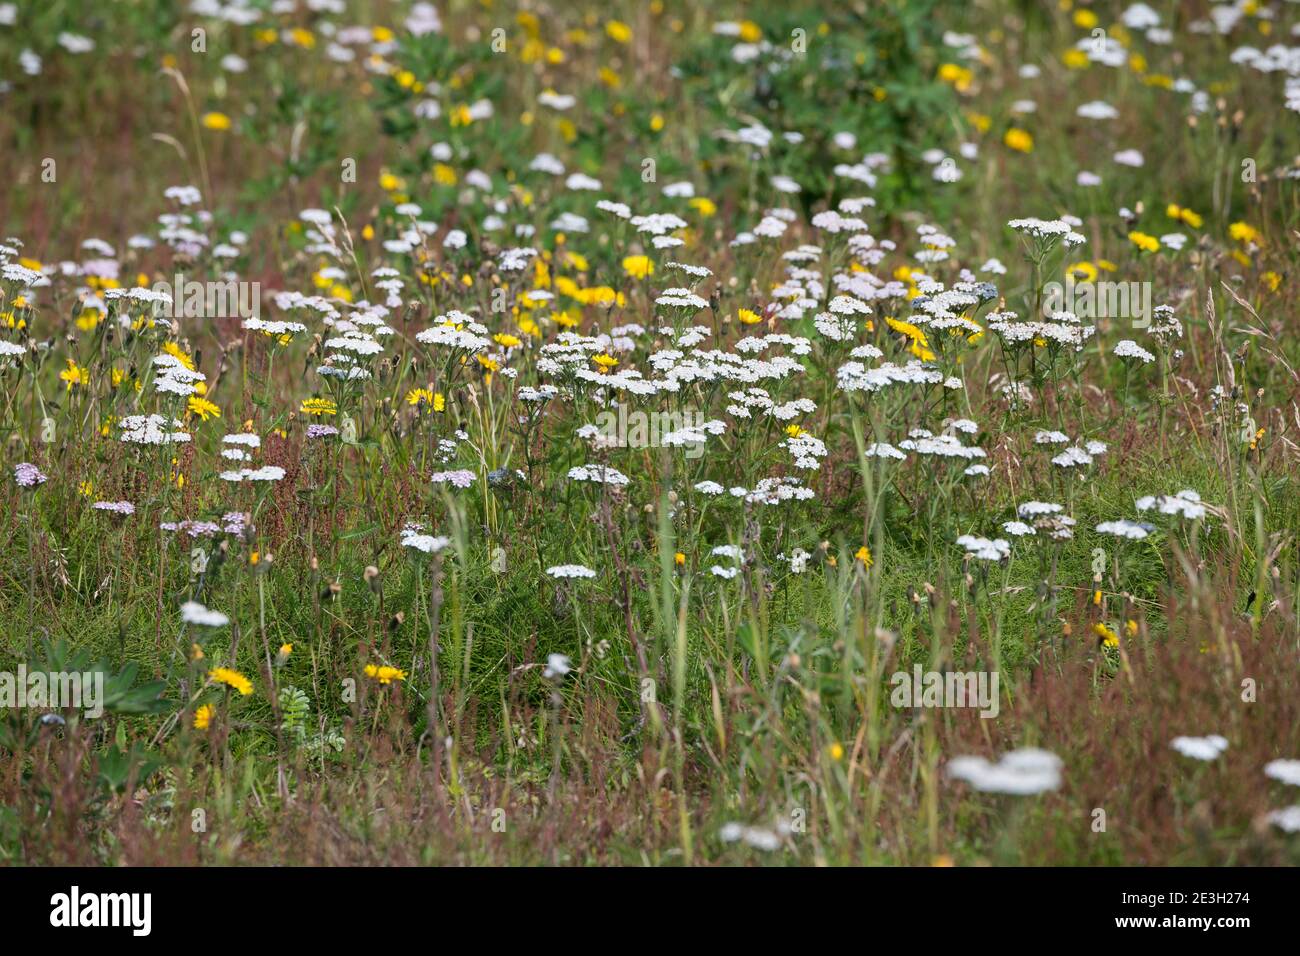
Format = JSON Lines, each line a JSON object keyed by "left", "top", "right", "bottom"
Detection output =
{"left": 209, "top": 667, "right": 253, "bottom": 696}
{"left": 621, "top": 255, "right": 654, "bottom": 279}
{"left": 363, "top": 663, "right": 407, "bottom": 684}
{"left": 193, "top": 704, "right": 215, "bottom": 730}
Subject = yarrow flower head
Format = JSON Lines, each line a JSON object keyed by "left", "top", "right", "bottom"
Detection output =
{"left": 430, "top": 469, "right": 475, "bottom": 488}
{"left": 542, "top": 653, "right": 572, "bottom": 679}
{"left": 14, "top": 462, "right": 47, "bottom": 488}
{"left": 182, "top": 601, "right": 229, "bottom": 627}
{"left": 400, "top": 523, "right": 450, "bottom": 554}
{"left": 1095, "top": 519, "right": 1153, "bottom": 540}
{"left": 1113, "top": 339, "right": 1155, "bottom": 363}
{"left": 1170, "top": 735, "right": 1228, "bottom": 762}
{"left": 1135, "top": 489, "right": 1207, "bottom": 520}
{"left": 547, "top": 564, "right": 597, "bottom": 579}
{"left": 956, "top": 534, "right": 1010, "bottom": 561}
{"left": 947, "top": 748, "right": 1062, "bottom": 794}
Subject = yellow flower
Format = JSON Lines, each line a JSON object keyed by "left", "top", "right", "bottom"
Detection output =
{"left": 209, "top": 667, "right": 254, "bottom": 696}
{"left": 605, "top": 20, "right": 632, "bottom": 44}
{"left": 187, "top": 396, "right": 221, "bottom": 421}
{"left": 688, "top": 197, "right": 717, "bottom": 218}
{"left": 300, "top": 397, "right": 337, "bottom": 416}
{"left": 938, "top": 62, "right": 974, "bottom": 92}
{"left": 828, "top": 742, "right": 845, "bottom": 761}
{"left": 201, "top": 112, "right": 232, "bottom": 131}
{"left": 60, "top": 359, "right": 89, "bottom": 390}
{"left": 493, "top": 332, "right": 522, "bottom": 348}
{"left": 1127, "top": 231, "right": 1160, "bottom": 253}
{"left": 433, "top": 163, "right": 458, "bottom": 186}
{"left": 1003, "top": 128, "right": 1034, "bottom": 153}
{"left": 737, "top": 308, "right": 763, "bottom": 325}
{"left": 516, "top": 11, "right": 541, "bottom": 36}
{"left": 193, "top": 704, "right": 215, "bottom": 730}
{"left": 885, "top": 317, "right": 935, "bottom": 361}
{"left": 592, "top": 352, "right": 619, "bottom": 371}
{"left": 78, "top": 480, "right": 94, "bottom": 497}
{"left": 1229, "top": 221, "right": 1262, "bottom": 246}
{"left": 621, "top": 255, "right": 654, "bottom": 279}
{"left": 1062, "top": 48, "right": 1090, "bottom": 69}
{"left": 76, "top": 308, "right": 102, "bottom": 331}
{"left": 674, "top": 552, "right": 686, "bottom": 566}
{"left": 1067, "top": 261, "right": 1098, "bottom": 283}
{"left": 855, "top": 545, "right": 873, "bottom": 567}
{"left": 649, "top": 113, "right": 665, "bottom": 133}
{"left": 1166, "top": 204, "right": 1203, "bottom": 229}
{"left": 1073, "top": 9, "right": 1099, "bottom": 29}
{"left": 1093, "top": 622, "right": 1119, "bottom": 648}
{"left": 406, "top": 387, "right": 436, "bottom": 409}
{"left": 583, "top": 285, "right": 622, "bottom": 307}
{"left": 364, "top": 663, "right": 407, "bottom": 684}
{"left": 1262, "top": 271, "right": 1281, "bottom": 292}
{"left": 163, "top": 341, "right": 195, "bottom": 370}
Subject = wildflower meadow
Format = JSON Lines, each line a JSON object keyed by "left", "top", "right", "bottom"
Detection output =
{"left": 1, "top": 0, "right": 1299, "bottom": 884}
